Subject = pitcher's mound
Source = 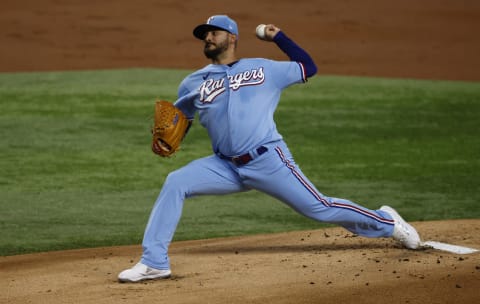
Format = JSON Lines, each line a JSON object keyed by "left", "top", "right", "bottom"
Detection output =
{"left": 2, "top": 220, "right": 479, "bottom": 304}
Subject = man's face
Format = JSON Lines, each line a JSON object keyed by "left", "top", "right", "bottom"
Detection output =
{"left": 203, "top": 30, "right": 231, "bottom": 60}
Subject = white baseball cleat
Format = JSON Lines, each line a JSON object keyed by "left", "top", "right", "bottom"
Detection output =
{"left": 380, "top": 205, "right": 421, "bottom": 249}
{"left": 118, "top": 262, "right": 171, "bottom": 283}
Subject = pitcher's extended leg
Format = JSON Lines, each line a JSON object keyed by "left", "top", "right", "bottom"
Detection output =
{"left": 242, "top": 143, "right": 394, "bottom": 237}
{"left": 141, "top": 155, "right": 247, "bottom": 270}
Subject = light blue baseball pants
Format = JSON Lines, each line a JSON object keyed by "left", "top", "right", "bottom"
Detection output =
{"left": 141, "top": 140, "right": 394, "bottom": 270}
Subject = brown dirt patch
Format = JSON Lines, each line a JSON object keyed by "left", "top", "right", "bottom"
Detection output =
{"left": 1, "top": 0, "right": 480, "bottom": 81}
{"left": 1, "top": 1, "right": 479, "bottom": 303}
{"left": 2, "top": 220, "right": 479, "bottom": 304}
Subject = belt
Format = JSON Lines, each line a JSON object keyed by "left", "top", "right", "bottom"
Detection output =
{"left": 217, "top": 146, "right": 268, "bottom": 166}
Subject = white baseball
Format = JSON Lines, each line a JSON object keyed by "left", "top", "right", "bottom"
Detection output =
{"left": 255, "top": 24, "right": 266, "bottom": 39}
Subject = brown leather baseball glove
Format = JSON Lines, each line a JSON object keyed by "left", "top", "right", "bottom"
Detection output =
{"left": 151, "top": 100, "right": 190, "bottom": 157}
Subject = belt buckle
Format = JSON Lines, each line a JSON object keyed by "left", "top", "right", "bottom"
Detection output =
{"left": 231, "top": 156, "right": 242, "bottom": 166}
{"left": 231, "top": 153, "right": 252, "bottom": 166}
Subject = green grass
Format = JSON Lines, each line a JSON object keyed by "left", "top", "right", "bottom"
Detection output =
{"left": 1, "top": 69, "right": 479, "bottom": 256}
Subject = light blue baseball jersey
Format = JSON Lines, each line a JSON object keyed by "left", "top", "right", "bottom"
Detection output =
{"left": 175, "top": 58, "right": 306, "bottom": 156}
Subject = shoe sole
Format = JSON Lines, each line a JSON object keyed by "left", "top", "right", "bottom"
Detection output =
{"left": 118, "top": 273, "right": 171, "bottom": 283}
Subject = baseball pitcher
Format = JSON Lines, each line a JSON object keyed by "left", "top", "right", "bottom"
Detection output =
{"left": 118, "top": 15, "right": 421, "bottom": 283}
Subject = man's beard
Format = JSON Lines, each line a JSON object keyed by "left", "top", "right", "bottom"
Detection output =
{"left": 203, "top": 39, "right": 229, "bottom": 60}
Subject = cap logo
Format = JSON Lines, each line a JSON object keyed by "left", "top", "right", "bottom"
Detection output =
{"left": 193, "top": 15, "right": 238, "bottom": 40}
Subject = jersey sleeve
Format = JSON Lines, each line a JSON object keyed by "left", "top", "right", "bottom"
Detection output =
{"left": 269, "top": 60, "right": 306, "bottom": 89}
{"left": 174, "top": 78, "right": 198, "bottom": 120}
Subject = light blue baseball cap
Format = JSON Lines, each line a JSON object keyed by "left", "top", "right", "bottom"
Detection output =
{"left": 193, "top": 15, "right": 239, "bottom": 40}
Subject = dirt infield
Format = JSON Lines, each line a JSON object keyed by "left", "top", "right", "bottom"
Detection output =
{"left": 2, "top": 221, "right": 479, "bottom": 304}
{"left": 1, "top": 0, "right": 480, "bottom": 81}
{"left": 1, "top": 1, "right": 479, "bottom": 303}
